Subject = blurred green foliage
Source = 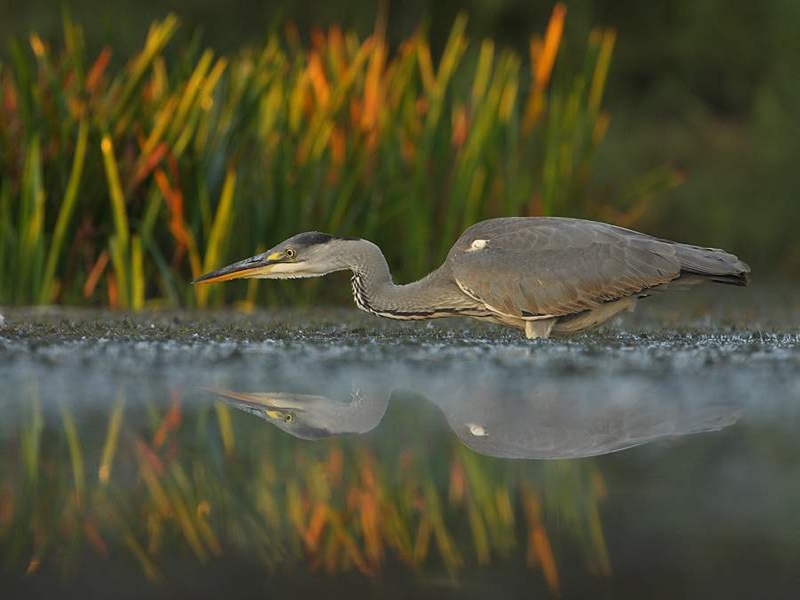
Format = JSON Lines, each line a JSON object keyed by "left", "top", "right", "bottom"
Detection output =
{"left": 0, "top": 7, "right": 681, "bottom": 309}
{"left": 0, "top": 1, "right": 796, "bottom": 312}
{"left": 0, "top": 386, "right": 608, "bottom": 592}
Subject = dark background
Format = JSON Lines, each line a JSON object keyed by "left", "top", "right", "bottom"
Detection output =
{"left": 2, "top": 0, "right": 798, "bottom": 276}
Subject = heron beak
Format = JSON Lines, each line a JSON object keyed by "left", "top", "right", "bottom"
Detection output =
{"left": 192, "top": 251, "right": 284, "bottom": 285}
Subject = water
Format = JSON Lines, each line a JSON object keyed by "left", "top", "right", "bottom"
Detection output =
{"left": 1, "top": 287, "right": 799, "bottom": 598}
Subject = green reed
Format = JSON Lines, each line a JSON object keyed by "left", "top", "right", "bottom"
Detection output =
{"left": 0, "top": 6, "right": 679, "bottom": 309}
{"left": 0, "top": 388, "right": 610, "bottom": 593}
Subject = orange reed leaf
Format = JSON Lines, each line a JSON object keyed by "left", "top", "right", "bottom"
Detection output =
{"left": 536, "top": 3, "right": 566, "bottom": 88}
{"left": 154, "top": 167, "right": 199, "bottom": 268}
{"left": 532, "top": 525, "right": 560, "bottom": 595}
{"left": 305, "top": 503, "right": 328, "bottom": 551}
{"left": 152, "top": 397, "right": 181, "bottom": 448}
{"left": 306, "top": 53, "right": 330, "bottom": 108}
{"left": 349, "top": 98, "right": 363, "bottom": 127}
{"left": 106, "top": 272, "right": 118, "bottom": 307}
{"left": 166, "top": 391, "right": 182, "bottom": 428}
{"left": 360, "top": 456, "right": 377, "bottom": 490}
{"left": 83, "top": 250, "right": 109, "bottom": 298}
{"left": 361, "top": 38, "right": 386, "bottom": 136}
{"left": 154, "top": 169, "right": 178, "bottom": 218}
{"left": 133, "top": 142, "right": 169, "bottom": 186}
{"left": 87, "top": 47, "right": 112, "bottom": 94}
{"left": 2, "top": 76, "right": 18, "bottom": 112}
{"left": 448, "top": 460, "right": 466, "bottom": 506}
{"left": 451, "top": 104, "right": 468, "bottom": 148}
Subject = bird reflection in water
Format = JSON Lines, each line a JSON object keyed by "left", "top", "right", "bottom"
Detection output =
{"left": 209, "top": 381, "right": 741, "bottom": 460}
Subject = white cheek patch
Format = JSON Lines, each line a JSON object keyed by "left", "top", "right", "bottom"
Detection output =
{"left": 265, "top": 263, "right": 297, "bottom": 273}
{"left": 258, "top": 262, "right": 316, "bottom": 279}
{"left": 468, "top": 239, "right": 489, "bottom": 251}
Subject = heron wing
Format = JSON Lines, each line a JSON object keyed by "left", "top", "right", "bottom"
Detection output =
{"left": 450, "top": 217, "right": 681, "bottom": 318}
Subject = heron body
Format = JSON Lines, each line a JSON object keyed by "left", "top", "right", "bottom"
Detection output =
{"left": 194, "top": 217, "right": 750, "bottom": 339}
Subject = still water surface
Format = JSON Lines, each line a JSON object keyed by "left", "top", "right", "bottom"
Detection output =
{"left": 1, "top": 289, "right": 799, "bottom": 598}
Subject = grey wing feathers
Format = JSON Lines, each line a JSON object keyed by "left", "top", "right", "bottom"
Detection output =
{"left": 449, "top": 218, "right": 749, "bottom": 319}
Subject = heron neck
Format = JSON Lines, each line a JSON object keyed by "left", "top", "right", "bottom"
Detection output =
{"left": 346, "top": 240, "right": 477, "bottom": 318}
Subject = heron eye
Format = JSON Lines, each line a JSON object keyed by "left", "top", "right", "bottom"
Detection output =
{"left": 285, "top": 248, "right": 296, "bottom": 259}
{"left": 283, "top": 413, "right": 294, "bottom": 423}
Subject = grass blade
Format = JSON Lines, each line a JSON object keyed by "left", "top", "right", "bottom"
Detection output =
{"left": 40, "top": 120, "right": 89, "bottom": 303}
{"left": 58, "top": 402, "right": 85, "bottom": 508}
{"left": 99, "top": 391, "right": 126, "bottom": 485}
{"left": 197, "top": 167, "right": 237, "bottom": 308}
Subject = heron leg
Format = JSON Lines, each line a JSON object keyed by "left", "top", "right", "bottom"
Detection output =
{"left": 525, "top": 318, "right": 556, "bottom": 340}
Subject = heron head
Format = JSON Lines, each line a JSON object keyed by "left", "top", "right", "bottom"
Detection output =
{"left": 208, "top": 387, "right": 389, "bottom": 441}
{"left": 193, "top": 232, "right": 359, "bottom": 284}
{"left": 210, "top": 390, "right": 336, "bottom": 440}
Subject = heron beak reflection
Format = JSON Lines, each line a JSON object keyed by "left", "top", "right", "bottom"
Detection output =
{"left": 208, "top": 389, "right": 303, "bottom": 423}
{"left": 192, "top": 251, "right": 285, "bottom": 285}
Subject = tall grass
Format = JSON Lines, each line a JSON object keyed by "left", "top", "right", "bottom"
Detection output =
{"left": 0, "top": 6, "right": 679, "bottom": 309}
{"left": 0, "top": 387, "right": 610, "bottom": 592}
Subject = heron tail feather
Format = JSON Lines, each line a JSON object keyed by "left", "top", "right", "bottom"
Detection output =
{"left": 673, "top": 243, "right": 751, "bottom": 286}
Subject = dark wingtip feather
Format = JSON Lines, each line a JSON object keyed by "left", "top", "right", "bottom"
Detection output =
{"left": 693, "top": 271, "right": 750, "bottom": 286}
{"left": 677, "top": 247, "right": 751, "bottom": 286}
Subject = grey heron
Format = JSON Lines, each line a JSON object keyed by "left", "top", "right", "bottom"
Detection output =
{"left": 194, "top": 217, "right": 750, "bottom": 339}
{"left": 210, "top": 382, "right": 741, "bottom": 460}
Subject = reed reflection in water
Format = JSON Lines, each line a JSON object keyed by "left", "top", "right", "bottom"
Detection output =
{"left": 0, "top": 366, "right": 741, "bottom": 595}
